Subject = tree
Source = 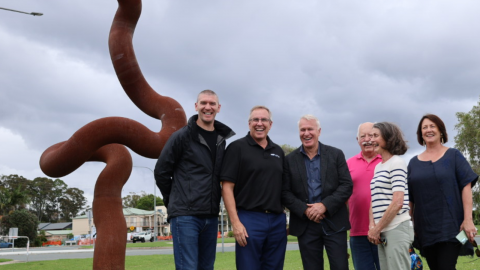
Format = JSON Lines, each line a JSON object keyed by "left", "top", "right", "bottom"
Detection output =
{"left": 0, "top": 174, "right": 30, "bottom": 215}
{"left": 1, "top": 209, "right": 39, "bottom": 247}
{"left": 44, "top": 179, "right": 68, "bottom": 222}
{"left": 59, "top": 188, "right": 87, "bottom": 221}
{"left": 29, "top": 177, "right": 67, "bottom": 222}
{"left": 281, "top": 144, "right": 297, "bottom": 156}
{"left": 122, "top": 192, "right": 142, "bottom": 208}
{"left": 455, "top": 95, "right": 480, "bottom": 222}
{"left": 123, "top": 191, "right": 164, "bottom": 210}
{"left": 136, "top": 194, "right": 164, "bottom": 210}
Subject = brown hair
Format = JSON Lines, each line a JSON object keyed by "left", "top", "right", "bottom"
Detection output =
{"left": 373, "top": 122, "right": 408, "bottom": 155}
{"left": 416, "top": 114, "right": 448, "bottom": 145}
{"left": 197, "top": 89, "right": 218, "bottom": 102}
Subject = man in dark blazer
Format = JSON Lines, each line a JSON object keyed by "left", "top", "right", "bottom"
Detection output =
{"left": 282, "top": 114, "right": 353, "bottom": 270}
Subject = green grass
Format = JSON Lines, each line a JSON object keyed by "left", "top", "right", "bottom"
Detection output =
{"left": 0, "top": 258, "right": 12, "bottom": 263}
{"left": 79, "top": 236, "right": 297, "bottom": 249}
{"left": 2, "top": 249, "right": 480, "bottom": 269}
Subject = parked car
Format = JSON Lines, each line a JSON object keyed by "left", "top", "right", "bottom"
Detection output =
{"left": 132, "top": 232, "right": 154, "bottom": 243}
{"left": 0, "top": 239, "right": 13, "bottom": 248}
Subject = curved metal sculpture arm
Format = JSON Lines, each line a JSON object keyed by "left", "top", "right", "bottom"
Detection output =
{"left": 110, "top": 0, "right": 186, "bottom": 127}
{"left": 40, "top": 117, "right": 171, "bottom": 178}
{"left": 89, "top": 144, "right": 132, "bottom": 270}
{"left": 39, "top": 0, "right": 188, "bottom": 269}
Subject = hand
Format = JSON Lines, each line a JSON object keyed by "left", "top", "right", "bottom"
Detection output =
{"left": 367, "top": 225, "right": 381, "bottom": 245}
{"left": 306, "top": 203, "right": 326, "bottom": 222}
{"left": 460, "top": 219, "right": 477, "bottom": 243}
{"left": 232, "top": 221, "right": 249, "bottom": 247}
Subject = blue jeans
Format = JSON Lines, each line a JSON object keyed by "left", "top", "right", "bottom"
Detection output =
{"left": 171, "top": 216, "right": 218, "bottom": 270}
{"left": 350, "top": 236, "right": 380, "bottom": 270}
{"left": 236, "top": 210, "right": 287, "bottom": 270}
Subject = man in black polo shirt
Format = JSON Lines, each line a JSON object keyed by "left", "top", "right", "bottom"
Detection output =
{"left": 154, "top": 90, "right": 235, "bottom": 270}
{"left": 221, "top": 105, "right": 287, "bottom": 270}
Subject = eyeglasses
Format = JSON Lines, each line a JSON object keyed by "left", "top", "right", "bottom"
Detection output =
{"left": 472, "top": 240, "right": 480, "bottom": 257}
{"left": 249, "top": 118, "right": 270, "bottom": 123}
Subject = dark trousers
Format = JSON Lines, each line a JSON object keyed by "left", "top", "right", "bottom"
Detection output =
{"left": 350, "top": 235, "right": 380, "bottom": 270}
{"left": 423, "top": 241, "right": 462, "bottom": 270}
{"left": 236, "top": 210, "right": 287, "bottom": 270}
{"left": 298, "top": 220, "right": 349, "bottom": 270}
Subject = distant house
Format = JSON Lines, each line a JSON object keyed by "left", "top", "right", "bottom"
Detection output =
{"left": 44, "top": 230, "right": 73, "bottom": 241}
{"left": 72, "top": 207, "right": 169, "bottom": 236}
{"left": 37, "top": 223, "right": 73, "bottom": 242}
{"left": 38, "top": 222, "right": 72, "bottom": 231}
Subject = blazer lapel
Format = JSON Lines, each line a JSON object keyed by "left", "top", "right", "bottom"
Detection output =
{"left": 294, "top": 149, "right": 309, "bottom": 197}
{"left": 319, "top": 142, "right": 328, "bottom": 197}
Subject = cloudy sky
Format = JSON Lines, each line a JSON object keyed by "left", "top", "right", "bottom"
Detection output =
{"left": 1, "top": 0, "right": 479, "bottom": 207}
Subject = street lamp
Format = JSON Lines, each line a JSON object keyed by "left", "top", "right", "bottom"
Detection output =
{"left": 133, "top": 166, "right": 158, "bottom": 242}
{"left": 0, "top": 7, "right": 43, "bottom": 16}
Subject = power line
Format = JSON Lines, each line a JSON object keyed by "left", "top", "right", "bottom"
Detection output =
{"left": 0, "top": 7, "right": 43, "bottom": 16}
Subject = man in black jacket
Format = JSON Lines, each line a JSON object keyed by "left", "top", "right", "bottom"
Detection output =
{"left": 282, "top": 114, "right": 353, "bottom": 270}
{"left": 154, "top": 90, "right": 235, "bottom": 270}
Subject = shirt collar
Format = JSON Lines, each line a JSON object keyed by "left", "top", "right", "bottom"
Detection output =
{"left": 245, "top": 132, "right": 273, "bottom": 149}
{"left": 300, "top": 143, "right": 321, "bottom": 157}
{"left": 356, "top": 151, "right": 381, "bottom": 162}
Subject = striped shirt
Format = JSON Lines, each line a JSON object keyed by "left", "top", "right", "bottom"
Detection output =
{"left": 370, "top": 155, "right": 411, "bottom": 232}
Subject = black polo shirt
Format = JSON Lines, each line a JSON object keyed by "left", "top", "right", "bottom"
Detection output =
{"left": 220, "top": 133, "right": 285, "bottom": 214}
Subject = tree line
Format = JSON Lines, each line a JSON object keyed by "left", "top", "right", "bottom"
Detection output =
{"left": 0, "top": 174, "right": 87, "bottom": 222}
{"left": 122, "top": 191, "right": 164, "bottom": 210}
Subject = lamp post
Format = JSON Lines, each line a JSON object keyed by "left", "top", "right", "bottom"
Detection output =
{"left": 133, "top": 166, "right": 157, "bottom": 242}
{"left": 0, "top": 7, "right": 43, "bottom": 16}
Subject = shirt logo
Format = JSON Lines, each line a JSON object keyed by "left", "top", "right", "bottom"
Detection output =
{"left": 270, "top": 153, "right": 280, "bottom": 158}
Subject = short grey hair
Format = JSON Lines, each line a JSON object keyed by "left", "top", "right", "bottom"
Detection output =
{"left": 357, "top": 122, "right": 374, "bottom": 138}
{"left": 298, "top": 114, "right": 321, "bottom": 129}
{"left": 250, "top": 105, "right": 272, "bottom": 121}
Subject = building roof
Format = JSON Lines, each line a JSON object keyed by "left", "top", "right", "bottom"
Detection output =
{"left": 45, "top": 230, "right": 72, "bottom": 235}
{"left": 38, "top": 223, "right": 50, "bottom": 230}
{"left": 123, "top": 207, "right": 154, "bottom": 216}
{"left": 73, "top": 207, "right": 155, "bottom": 219}
{"left": 38, "top": 222, "right": 72, "bottom": 230}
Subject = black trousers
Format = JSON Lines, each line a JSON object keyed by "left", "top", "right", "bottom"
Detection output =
{"left": 298, "top": 220, "right": 349, "bottom": 270}
{"left": 423, "top": 241, "right": 462, "bottom": 270}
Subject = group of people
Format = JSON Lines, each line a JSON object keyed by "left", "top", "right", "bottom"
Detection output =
{"left": 154, "top": 90, "right": 478, "bottom": 270}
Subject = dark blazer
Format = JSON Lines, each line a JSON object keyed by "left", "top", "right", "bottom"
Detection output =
{"left": 282, "top": 142, "right": 353, "bottom": 237}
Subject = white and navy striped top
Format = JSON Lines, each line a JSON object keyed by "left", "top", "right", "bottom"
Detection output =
{"left": 370, "top": 155, "right": 411, "bottom": 232}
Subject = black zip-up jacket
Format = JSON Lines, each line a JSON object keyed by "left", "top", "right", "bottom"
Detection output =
{"left": 154, "top": 115, "right": 235, "bottom": 220}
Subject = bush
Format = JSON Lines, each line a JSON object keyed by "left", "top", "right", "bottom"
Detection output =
{"left": 1, "top": 210, "right": 39, "bottom": 247}
{"left": 227, "top": 231, "right": 234, "bottom": 238}
{"left": 34, "top": 230, "right": 48, "bottom": 247}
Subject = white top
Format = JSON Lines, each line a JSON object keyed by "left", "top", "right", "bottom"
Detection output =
{"left": 371, "top": 155, "right": 411, "bottom": 232}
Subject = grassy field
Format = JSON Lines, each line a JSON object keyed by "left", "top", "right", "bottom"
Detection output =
{"left": 80, "top": 235, "right": 299, "bottom": 249}
{"left": 4, "top": 233, "right": 480, "bottom": 269}
{"left": 2, "top": 248, "right": 480, "bottom": 269}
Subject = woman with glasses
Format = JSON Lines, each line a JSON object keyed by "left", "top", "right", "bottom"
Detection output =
{"left": 407, "top": 114, "right": 478, "bottom": 269}
{"left": 368, "top": 122, "right": 414, "bottom": 269}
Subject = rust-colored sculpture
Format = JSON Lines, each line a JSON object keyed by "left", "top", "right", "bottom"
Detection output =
{"left": 40, "top": 0, "right": 187, "bottom": 269}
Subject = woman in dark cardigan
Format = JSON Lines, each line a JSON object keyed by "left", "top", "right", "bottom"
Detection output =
{"left": 408, "top": 114, "right": 478, "bottom": 270}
